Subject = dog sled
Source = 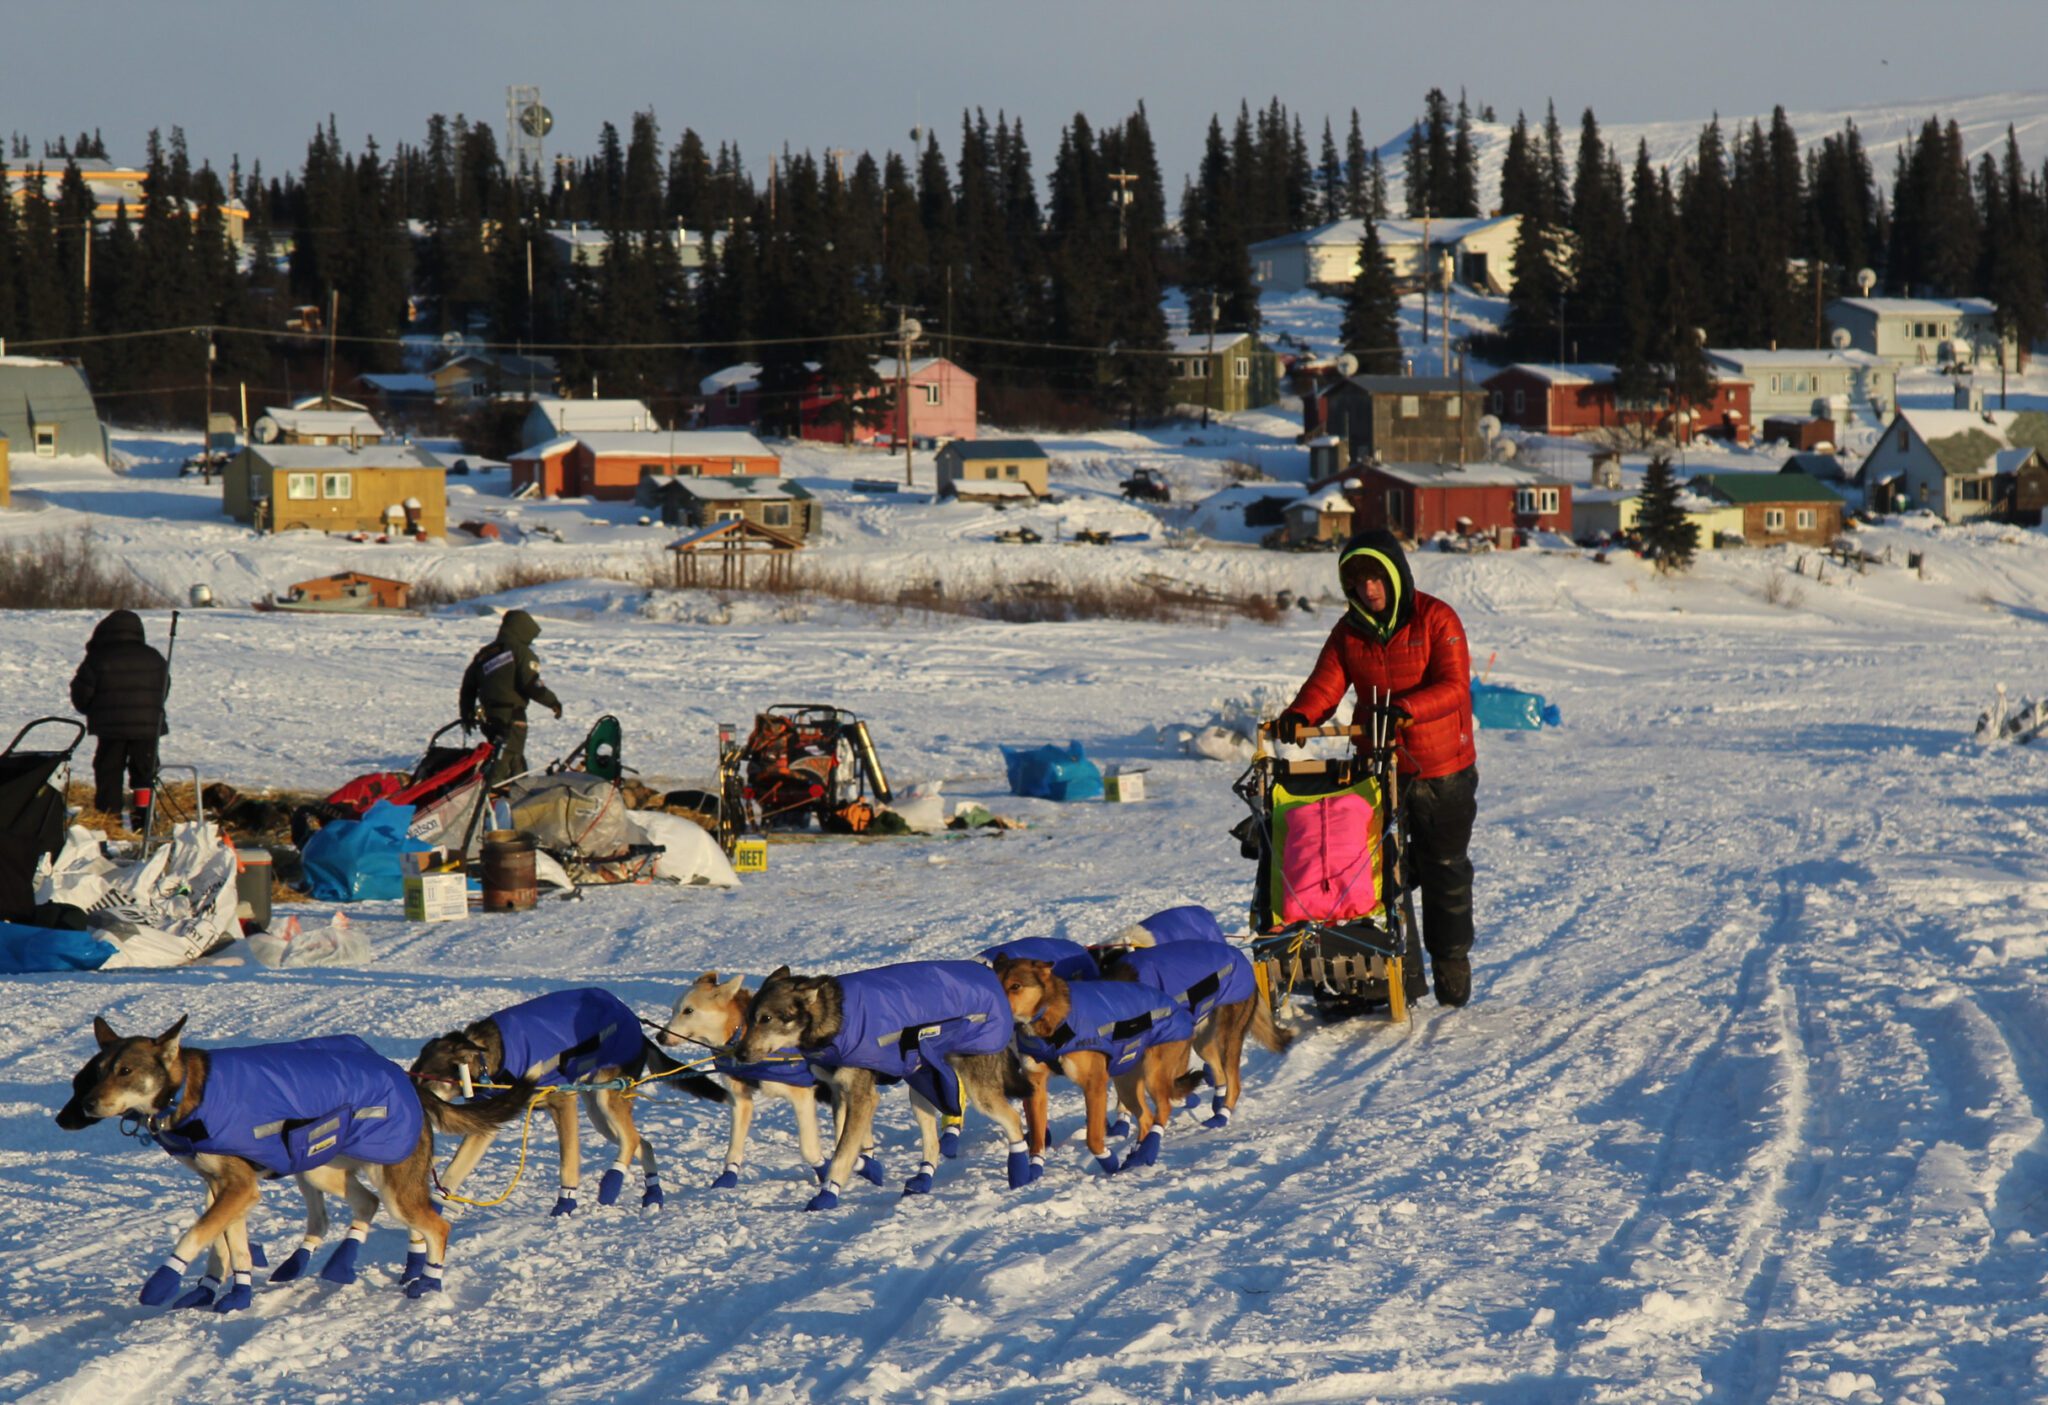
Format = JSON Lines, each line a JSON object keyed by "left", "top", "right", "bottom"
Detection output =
{"left": 727, "top": 705, "right": 893, "bottom": 837}
{"left": 1235, "top": 702, "right": 1426, "bottom": 1023}
{"left": 503, "top": 715, "right": 664, "bottom": 887}
{"left": 0, "top": 717, "right": 85, "bottom": 922}
{"left": 291, "top": 720, "right": 496, "bottom": 854}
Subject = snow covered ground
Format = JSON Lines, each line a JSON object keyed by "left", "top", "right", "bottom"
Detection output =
{"left": 4, "top": 482, "right": 2048, "bottom": 1399}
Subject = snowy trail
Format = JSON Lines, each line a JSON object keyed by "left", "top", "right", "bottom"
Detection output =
{"left": 4, "top": 525, "right": 2048, "bottom": 1399}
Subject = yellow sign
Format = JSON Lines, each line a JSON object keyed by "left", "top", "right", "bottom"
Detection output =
{"left": 733, "top": 838, "right": 768, "bottom": 874}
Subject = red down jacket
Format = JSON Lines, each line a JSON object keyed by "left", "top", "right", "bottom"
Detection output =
{"left": 1287, "top": 529, "right": 1475, "bottom": 780}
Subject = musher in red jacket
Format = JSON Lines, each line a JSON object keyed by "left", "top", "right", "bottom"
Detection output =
{"left": 1277, "top": 529, "right": 1478, "bottom": 1007}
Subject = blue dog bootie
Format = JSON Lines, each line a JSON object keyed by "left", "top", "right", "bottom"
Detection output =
{"left": 173, "top": 1275, "right": 220, "bottom": 1310}
{"left": 856, "top": 1153, "right": 886, "bottom": 1187}
{"left": 406, "top": 1261, "right": 444, "bottom": 1299}
{"left": 247, "top": 1242, "right": 269, "bottom": 1269}
{"left": 1202, "top": 1096, "right": 1232, "bottom": 1130}
{"left": 320, "top": 1232, "right": 366, "bottom": 1285}
{"left": 1120, "top": 1128, "right": 1162, "bottom": 1171}
{"left": 550, "top": 1184, "right": 578, "bottom": 1218}
{"left": 938, "top": 1117, "right": 963, "bottom": 1159}
{"left": 213, "top": 1271, "right": 254, "bottom": 1314}
{"left": 270, "top": 1237, "right": 318, "bottom": 1284}
{"left": 1028, "top": 1153, "right": 1044, "bottom": 1184}
{"left": 1005, "top": 1140, "right": 1033, "bottom": 1188}
{"left": 597, "top": 1168, "right": 626, "bottom": 1206}
{"left": 813, "top": 1162, "right": 830, "bottom": 1185}
{"left": 1096, "top": 1153, "right": 1121, "bottom": 1177}
{"left": 140, "top": 1254, "right": 189, "bottom": 1306}
{"left": 643, "top": 1173, "right": 665, "bottom": 1209}
{"left": 1108, "top": 1115, "right": 1133, "bottom": 1140}
{"left": 806, "top": 1180, "right": 843, "bottom": 1212}
{"left": 712, "top": 1163, "right": 743, "bottom": 1190}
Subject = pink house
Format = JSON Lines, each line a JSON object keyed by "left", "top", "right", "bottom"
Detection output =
{"left": 699, "top": 356, "right": 977, "bottom": 444}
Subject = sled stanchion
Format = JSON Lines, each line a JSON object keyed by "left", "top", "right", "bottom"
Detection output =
{"left": 1385, "top": 957, "right": 1407, "bottom": 1023}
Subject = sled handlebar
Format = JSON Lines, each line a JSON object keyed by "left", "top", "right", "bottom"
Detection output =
{"left": 1261, "top": 721, "right": 1366, "bottom": 739}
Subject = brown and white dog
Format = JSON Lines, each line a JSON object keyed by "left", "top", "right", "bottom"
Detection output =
{"left": 993, "top": 957, "right": 1201, "bottom": 1175}
{"left": 57, "top": 1015, "right": 530, "bottom": 1308}
{"left": 657, "top": 972, "right": 839, "bottom": 1188}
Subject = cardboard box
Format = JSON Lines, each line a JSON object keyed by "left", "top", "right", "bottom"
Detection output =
{"left": 403, "top": 873, "right": 468, "bottom": 923}
{"left": 401, "top": 848, "right": 456, "bottom": 876}
{"left": 733, "top": 838, "right": 769, "bottom": 874}
{"left": 1104, "top": 770, "right": 1147, "bottom": 803}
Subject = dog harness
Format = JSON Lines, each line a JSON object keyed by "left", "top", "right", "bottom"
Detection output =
{"left": 1116, "top": 941, "right": 1255, "bottom": 1022}
{"left": 1015, "top": 980, "right": 1194, "bottom": 1075}
{"left": 491, "top": 988, "right": 646, "bottom": 1087}
{"left": 712, "top": 1042, "right": 817, "bottom": 1089}
{"left": 151, "top": 1035, "right": 423, "bottom": 1175}
{"left": 1135, "top": 904, "right": 1228, "bottom": 947}
{"left": 808, "top": 961, "right": 1013, "bottom": 1117}
{"left": 980, "top": 936, "right": 1101, "bottom": 983}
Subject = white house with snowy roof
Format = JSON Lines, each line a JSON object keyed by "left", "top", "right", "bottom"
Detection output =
{"left": 1248, "top": 215, "right": 1523, "bottom": 294}
{"left": 1824, "top": 297, "right": 2020, "bottom": 371}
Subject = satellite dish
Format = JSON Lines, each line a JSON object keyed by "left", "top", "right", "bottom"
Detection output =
{"left": 1830, "top": 327, "right": 1852, "bottom": 351}
{"left": 909, "top": 125, "right": 928, "bottom": 144}
{"left": 252, "top": 416, "right": 280, "bottom": 445}
{"left": 519, "top": 103, "right": 554, "bottom": 139}
{"left": 1334, "top": 353, "right": 1359, "bottom": 378}
{"left": 900, "top": 317, "right": 923, "bottom": 342}
{"left": 1478, "top": 413, "right": 1502, "bottom": 441}
{"left": 1855, "top": 267, "right": 1876, "bottom": 296}
{"left": 1694, "top": 326, "right": 1708, "bottom": 347}
{"left": 1494, "top": 439, "right": 1518, "bottom": 461}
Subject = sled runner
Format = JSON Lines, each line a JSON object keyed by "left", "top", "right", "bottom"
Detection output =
{"left": 1235, "top": 707, "right": 1425, "bottom": 1023}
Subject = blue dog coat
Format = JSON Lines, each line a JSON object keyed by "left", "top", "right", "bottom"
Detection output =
{"left": 809, "top": 962, "right": 1012, "bottom": 1116}
{"left": 153, "top": 1036, "right": 423, "bottom": 1176}
{"left": 1015, "top": 980, "right": 1193, "bottom": 1075}
{"left": 1135, "top": 904, "right": 1227, "bottom": 947}
{"left": 712, "top": 1046, "right": 817, "bottom": 1089}
{"left": 491, "top": 988, "right": 645, "bottom": 1087}
{"left": 1116, "top": 942, "right": 1255, "bottom": 1022}
{"left": 980, "top": 936, "right": 1100, "bottom": 983}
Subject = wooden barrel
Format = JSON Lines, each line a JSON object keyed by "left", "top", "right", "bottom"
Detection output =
{"left": 480, "top": 830, "right": 538, "bottom": 912}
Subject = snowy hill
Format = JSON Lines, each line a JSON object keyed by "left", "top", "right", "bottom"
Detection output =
{"left": 1382, "top": 89, "right": 2048, "bottom": 215}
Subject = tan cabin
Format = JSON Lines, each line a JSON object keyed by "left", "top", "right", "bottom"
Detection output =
{"left": 225, "top": 442, "right": 447, "bottom": 537}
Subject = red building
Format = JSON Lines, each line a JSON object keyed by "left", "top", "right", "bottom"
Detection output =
{"left": 510, "top": 431, "right": 780, "bottom": 501}
{"left": 699, "top": 357, "right": 978, "bottom": 445}
{"left": 1340, "top": 461, "right": 1574, "bottom": 542}
{"left": 1483, "top": 363, "right": 1752, "bottom": 445}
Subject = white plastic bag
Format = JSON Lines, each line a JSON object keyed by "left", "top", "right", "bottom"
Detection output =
{"left": 247, "top": 912, "right": 371, "bottom": 969}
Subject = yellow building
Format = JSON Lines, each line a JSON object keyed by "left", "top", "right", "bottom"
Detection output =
{"left": 224, "top": 443, "right": 446, "bottom": 537}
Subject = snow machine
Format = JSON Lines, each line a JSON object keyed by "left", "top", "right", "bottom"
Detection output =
{"left": 732, "top": 705, "right": 893, "bottom": 836}
{"left": 1120, "top": 467, "right": 1171, "bottom": 503}
{"left": 291, "top": 720, "right": 495, "bottom": 853}
{"left": 1234, "top": 707, "right": 1426, "bottom": 1022}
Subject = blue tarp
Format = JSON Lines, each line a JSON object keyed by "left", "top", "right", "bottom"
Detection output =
{"left": 1001, "top": 741, "right": 1104, "bottom": 802}
{"left": 1472, "top": 680, "right": 1562, "bottom": 730}
{"left": 0, "top": 921, "right": 118, "bottom": 972}
{"left": 300, "top": 801, "right": 432, "bottom": 902}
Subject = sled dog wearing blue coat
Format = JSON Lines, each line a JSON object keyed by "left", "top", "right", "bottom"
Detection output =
{"left": 57, "top": 1015, "right": 531, "bottom": 1309}
{"left": 738, "top": 961, "right": 1034, "bottom": 1209}
{"left": 994, "top": 956, "right": 1201, "bottom": 1174}
{"left": 1103, "top": 911, "right": 1294, "bottom": 1128}
{"left": 658, "top": 972, "right": 843, "bottom": 1189}
{"left": 412, "top": 987, "right": 725, "bottom": 1216}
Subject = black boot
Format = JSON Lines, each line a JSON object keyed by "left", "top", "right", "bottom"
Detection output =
{"left": 1433, "top": 957, "right": 1471, "bottom": 1008}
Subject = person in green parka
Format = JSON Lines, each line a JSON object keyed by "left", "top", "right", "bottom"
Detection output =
{"left": 459, "top": 609, "right": 562, "bottom": 782}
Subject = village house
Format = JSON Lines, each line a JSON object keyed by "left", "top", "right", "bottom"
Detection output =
{"left": 1277, "top": 486, "right": 1356, "bottom": 548}
{"left": 699, "top": 356, "right": 978, "bottom": 445}
{"left": 0, "top": 356, "right": 111, "bottom": 464}
{"left": 253, "top": 404, "right": 387, "bottom": 447}
{"left": 510, "top": 429, "right": 780, "bottom": 501}
{"left": 1825, "top": 296, "right": 2022, "bottom": 371}
{"left": 1306, "top": 373, "right": 1487, "bottom": 465}
{"left": 1484, "top": 363, "right": 1752, "bottom": 444}
{"left": 1855, "top": 408, "right": 2048, "bottom": 523}
{"left": 430, "top": 351, "right": 561, "bottom": 403}
{"left": 1342, "top": 460, "right": 1572, "bottom": 543}
{"left": 9, "top": 157, "right": 250, "bottom": 246}
{"left": 637, "top": 474, "right": 819, "bottom": 538}
{"left": 1687, "top": 471, "right": 1844, "bottom": 546}
{"left": 1165, "top": 333, "right": 1282, "bottom": 414}
{"left": 224, "top": 442, "right": 446, "bottom": 537}
{"left": 1572, "top": 485, "right": 1746, "bottom": 547}
{"left": 936, "top": 438, "right": 1051, "bottom": 502}
{"left": 1248, "top": 215, "right": 1524, "bottom": 295}
{"left": 1706, "top": 347, "right": 1897, "bottom": 424}
{"left": 521, "top": 397, "right": 658, "bottom": 448}
{"left": 546, "top": 223, "right": 711, "bottom": 273}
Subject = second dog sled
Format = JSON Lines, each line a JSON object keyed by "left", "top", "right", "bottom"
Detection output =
{"left": 1235, "top": 700, "right": 1426, "bottom": 1023}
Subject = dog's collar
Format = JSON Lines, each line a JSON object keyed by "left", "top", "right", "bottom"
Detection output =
{"left": 146, "top": 1070, "right": 191, "bottom": 1135}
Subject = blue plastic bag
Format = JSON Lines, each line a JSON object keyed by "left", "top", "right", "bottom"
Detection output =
{"left": 1000, "top": 742, "right": 1104, "bottom": 802}
{"left": 1471, "top": 680, "right": 1562, "bottom": 730}
{"left": 0, "top": 921, "right": 118, "bottom": 972}
{"left": 301, "top": 801, "right": 431, "bottom": 902}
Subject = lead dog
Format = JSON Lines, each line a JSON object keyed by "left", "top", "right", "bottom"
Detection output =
{"left": 1101, "top": 921, "right": 1294, "bottom": 1127}
{"left": 659, "top": 972, "right": 875, "bottom": 1189}
{"left": 993, "top": 956, "right": 1198, "bottom": 1174}
{"left": 57, "top": 1016, "right": 530, "bottom": 1307}
{"left": 411, "top": 987, "right": 725, "bottom": 1214}
{"left": 738, "top": 961, "right": 1033, "bottom": 1208}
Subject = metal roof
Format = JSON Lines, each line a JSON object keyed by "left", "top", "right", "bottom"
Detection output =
{"left": 1689, "top": 471, "right": 1843, "bottom": 505}
{"left": 943, "top": 438, "right": 1047, "bottom": 461}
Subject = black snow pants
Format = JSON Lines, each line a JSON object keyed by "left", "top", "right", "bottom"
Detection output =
{"left": 92, "top": 736, "right": 159, "bottom": 814}
{"left": 1402, "top": 764, "right": 1478, "bottom": 965}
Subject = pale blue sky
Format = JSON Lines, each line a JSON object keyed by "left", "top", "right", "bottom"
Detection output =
{"left": 12, "top": 0, "right": 2047, "bottom": 188}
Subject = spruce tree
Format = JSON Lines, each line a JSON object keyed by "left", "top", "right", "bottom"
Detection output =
{"left": 1344, "top": 109, "right": 1370, "bottom": 219}
{"left": 1340, "top": 220, "right": 1402, "bottom": 373}
{"left": 1317, "top": 118, "right": 1343, "bottom": 223}
{"left": 1636, "top": 455, "right": 1698, "bottom": 570}
{"left": 1450, "top": 92, "right": 1480, "bottom": 217}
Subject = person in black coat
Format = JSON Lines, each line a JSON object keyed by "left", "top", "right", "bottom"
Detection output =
{"left": 69, "top": 610, "right": 169, "bottom": 820}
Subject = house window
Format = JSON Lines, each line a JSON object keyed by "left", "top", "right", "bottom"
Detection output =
{"left": 762, "top": 503, "right": 792, "bottom": 527}
{"left": 1765, "top": 508, "right": 1786, "bottom": 531}
{"left": 730, "top": 460, "right": 744, "bottom": 474}
{"left": 33, "top": 425, "right": 56, "bottom": 456}
{"left": 1795, "top": 508, "right": 1815, "bottom": 529}
{"left": 1004, "top": 464, "right": 1020, "bottom": 478}
{"left": 641, "top": 464, "right": 664, "bottom": 480}
{"left": 1445, "top": 394, "right": 1461, "bottom": 416}
{"left": 673, "top": 463, "right": 700, "bottom": 477}
{"left": 1512, "top": 389, "right": 1526, "bottom": 414}
{"left": 921, "top": 384, "right": 942, "bottom": 406}
{"left": 1187, "top": 358, "right": 1208, "bottom": 379}
{"left": 1399, "top": 395, "right": 1419, "bottom": 418}
{"left": 1235, "top": 357, "right": 1250, "bottom": 381}
{"left": 714, "top": 508, "right": 743, "bottom": 523}
{"left": 1516, "top": 487, "right": 1561, "bottom": 515}
{"left": 1256, "top": 259, "right": 1273, "bottom": 283}
{"left": 1770, "top": 375, "right": 1780, "bottom": 392}
{"left": 322, "top": 472, "right": 353, "bottom": 499}
{"left": 286, "top": 473, "right": 319, "bottom": 500}
{"left": 1489, "top": 391, "right": 1502, "bottom": 412}
{"left": 725, "top": 387, "right": 742, "bottom": 407}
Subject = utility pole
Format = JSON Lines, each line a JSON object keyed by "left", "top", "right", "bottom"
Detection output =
{"left": 1203, "top": 291, "right": 1218, "bottom": 428}
{"left": 824, "top": 148, "right": 851, "bottom": 185}
{"left": 1419, "top": 205, "right": 1430, "bottom": 367}
{"left": 81, "top": 217, "right": 92, "bottom": 325}
{"left": 897, "top": 312, "right": 922, "bottom": 485}
{"left": 201, "top": 329, "right": 216, "bottom": 483}
{"left": 1439, "top": 251, "right": 1451, "bottom": 373}
{"left": 322, "top": 287, "right": 339, "bottom": 407}
{"left": 1108, "top": 170, "right": 1138, "bottom": 251}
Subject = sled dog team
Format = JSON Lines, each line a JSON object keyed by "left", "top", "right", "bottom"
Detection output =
{"left": 56, "top": 905, "right": 1293, "bottom": 1312}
